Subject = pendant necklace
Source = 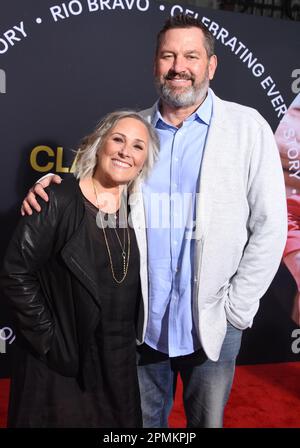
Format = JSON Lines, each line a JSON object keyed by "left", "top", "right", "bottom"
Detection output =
{"left": 92, "top": 178, "right": 130, "bottom": 284}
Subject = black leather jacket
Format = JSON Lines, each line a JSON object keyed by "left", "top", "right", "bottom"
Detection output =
{"left": 0, "top": 177, "right": 103, "bottom": 378}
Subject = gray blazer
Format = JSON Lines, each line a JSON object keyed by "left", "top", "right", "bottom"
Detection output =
{"left": 131, "top": 89, "right": 287, "bottom": 361}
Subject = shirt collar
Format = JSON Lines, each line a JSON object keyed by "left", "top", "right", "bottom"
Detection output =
{"left": 152, "top": 88, "right": 213, "bottom": 128}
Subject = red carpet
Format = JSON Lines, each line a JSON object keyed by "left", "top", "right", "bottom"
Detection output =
{"left": 1, "top": 363, "right": 300, "bottom": 428}
{"left": 223, "top": 362, "right": 300, "bottom": 428}
{"left": 0, "top": 378, "right": 9, "bottom": 429}
{"left": 169, "top": 362, "right": 300, "bottom": 428}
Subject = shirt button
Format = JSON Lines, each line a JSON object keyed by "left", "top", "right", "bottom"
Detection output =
{"left": 173, "top": 241, "right": 178, "bottom": 246}
{"left": 174, "top": 157, "right": 179, "bottom": 162}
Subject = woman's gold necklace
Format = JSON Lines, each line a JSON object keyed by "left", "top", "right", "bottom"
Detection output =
{"left": 92, "top": 178, "right": 130, "bottom": 284}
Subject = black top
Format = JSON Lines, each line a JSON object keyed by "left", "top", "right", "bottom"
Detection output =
{"left": 82, "top": 194, "right": 142, "bottom": 427}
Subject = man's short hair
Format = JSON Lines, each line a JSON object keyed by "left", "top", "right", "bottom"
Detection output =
{"left": 156, "top": 13, "right": 215, "bottom": 58}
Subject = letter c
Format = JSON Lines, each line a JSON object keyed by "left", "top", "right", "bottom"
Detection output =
{"left": 30, "top": 145, "right": 55, "bottom": 172}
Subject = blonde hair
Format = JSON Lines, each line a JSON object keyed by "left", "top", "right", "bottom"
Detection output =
{"left": 73, "top": 110, "right": 159, "bottom": 184}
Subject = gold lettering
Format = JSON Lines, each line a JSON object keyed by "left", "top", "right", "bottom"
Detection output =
{"left": 30, "top": 146, "right": 55, "bottom": 172}
{"left": 56, "top": 146, "right": 69, "bottom": 173}
{"left": 69, "top": 156, "right": 76, "bottom": 173}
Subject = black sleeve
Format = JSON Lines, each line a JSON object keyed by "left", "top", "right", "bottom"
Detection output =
{"left": 0, "top": 188, "right": 60, "bottom": 358}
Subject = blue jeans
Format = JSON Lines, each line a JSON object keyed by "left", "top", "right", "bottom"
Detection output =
{"left": 136, "top": 321, "right": 242, "bottom": 428}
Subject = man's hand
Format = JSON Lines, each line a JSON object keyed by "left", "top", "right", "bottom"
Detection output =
{"left": 21, "top": 174, "right": 62, "bottom": 216}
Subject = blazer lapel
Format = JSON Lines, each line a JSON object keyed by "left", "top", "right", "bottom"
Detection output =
{"left": 129, "top": 181, "right": 147, "bottom": 258}
{"left": 61, "top": 213, "right": 101, "bottom": 308}
{"left": 195, "top": 91, "right": 232, "bottom": 241}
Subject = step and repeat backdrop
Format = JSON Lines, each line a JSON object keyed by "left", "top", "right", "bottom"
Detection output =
{"left": 0, "top": 0, "right": 300, "bottom": 376}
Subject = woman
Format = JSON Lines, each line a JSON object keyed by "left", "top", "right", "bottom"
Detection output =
{"left": 0, "top": 110, "right": 159, "bottom": 427}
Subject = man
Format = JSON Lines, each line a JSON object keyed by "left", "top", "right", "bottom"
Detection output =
{"left": 21, "top": 14, "right": 287, "bottom": 427}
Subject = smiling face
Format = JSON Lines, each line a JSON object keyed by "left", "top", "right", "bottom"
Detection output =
{"left": 155, "top": 27, "right": 217, "bottom": 109}
{"left": 94, "top": 117, "right": 149, "bottom": 187}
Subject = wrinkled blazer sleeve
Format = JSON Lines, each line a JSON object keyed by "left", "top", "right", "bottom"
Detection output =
{"left": 0, "top": 189, "right": 59, "bottom": 358}
{"left": 225, "top": 121, "right": 288, "bottom": 329}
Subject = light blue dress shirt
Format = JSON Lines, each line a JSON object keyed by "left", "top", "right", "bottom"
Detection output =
{"left": 142, "top": 91, "right": 213, "bottom": 357}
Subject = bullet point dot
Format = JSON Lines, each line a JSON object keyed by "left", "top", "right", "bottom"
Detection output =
{"left": 36, "top": 18, "right": 42, "bottom": 24}
{"left": 159, "top": 5, "right": 165, "bottom": 11}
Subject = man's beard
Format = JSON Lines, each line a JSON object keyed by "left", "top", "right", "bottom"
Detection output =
{"left": 155, "top": 69, "right": 209, "bottom": 109}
